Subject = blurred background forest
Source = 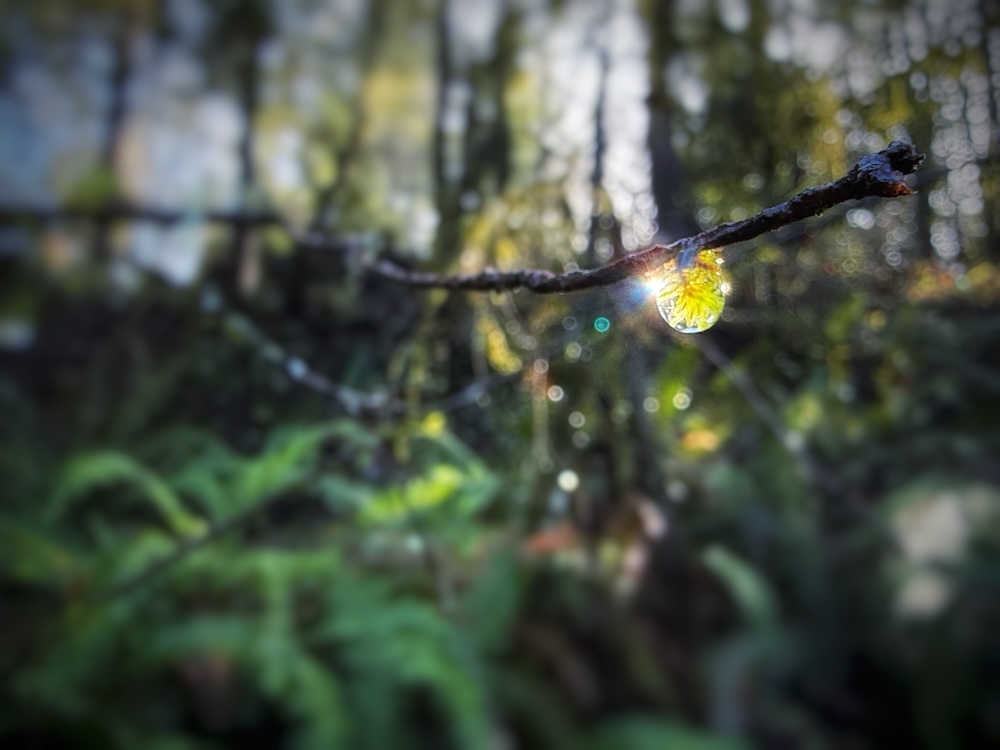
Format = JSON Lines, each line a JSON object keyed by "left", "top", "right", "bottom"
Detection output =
{"left": 1, "top": 0, "right": 999, "bottom": 748}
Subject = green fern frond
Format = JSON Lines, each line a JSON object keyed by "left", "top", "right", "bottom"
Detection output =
{"left": 48, "top": 452, "right": 207, "bottom": 538}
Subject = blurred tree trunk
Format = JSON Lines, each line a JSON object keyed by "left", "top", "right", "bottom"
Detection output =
{"left": 642, "top": 0, "right": 699, "bottom": 241}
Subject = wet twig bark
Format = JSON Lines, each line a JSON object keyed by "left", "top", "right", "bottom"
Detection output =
{"left": 360, "top": 141, "right": 924, "bottom": 293}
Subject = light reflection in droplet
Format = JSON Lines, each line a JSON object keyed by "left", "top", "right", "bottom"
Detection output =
{"left": 652, "top": 249, "right": 728, "bottom": 333}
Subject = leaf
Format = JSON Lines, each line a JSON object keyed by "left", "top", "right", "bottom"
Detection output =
{"left": 48, "top": 452, "right": 206, "bottom": 538}
{"left": 319, "top": 575, "right": 491, "bottom": 749}
{"left": 236, "top": 421, "right": 378, "bottom": 510}
{"left": 461, "top": 549, "right": 523, "bottom": 653}
{"left": 702, "top": 545, "right": 778, "bottom": 631}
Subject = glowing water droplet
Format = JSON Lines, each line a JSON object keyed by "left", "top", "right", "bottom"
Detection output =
{"left": 652, "top": 249, "right": 729, "bottom": 333}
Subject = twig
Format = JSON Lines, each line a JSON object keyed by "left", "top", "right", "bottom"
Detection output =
{"left": 354, "top": 141, "right": 924, "bottom": 293}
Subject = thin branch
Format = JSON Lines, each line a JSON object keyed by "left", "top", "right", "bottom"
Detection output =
{"left": 358, "top": 141, "right": 924, "bottom": 293}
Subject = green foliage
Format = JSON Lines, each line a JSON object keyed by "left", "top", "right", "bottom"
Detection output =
{"left": 585, "top": 717, "right": 750, "bottom": 750}
{"left": 702, "top": 545, "right": 778, "bottom": 632}
{"left": 3, "top": 414, "right": 506, "bottom": 749}
{"left": 50, "top": 451, "right": 207, "bottom": 536}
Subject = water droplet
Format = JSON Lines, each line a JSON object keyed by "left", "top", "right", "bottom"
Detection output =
{"left": 652, "top": 249, "right": 729, "bottom": 333}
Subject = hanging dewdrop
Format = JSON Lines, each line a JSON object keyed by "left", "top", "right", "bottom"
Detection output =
{"left": 649, "top": 247, "right": 730, "bottom": 333}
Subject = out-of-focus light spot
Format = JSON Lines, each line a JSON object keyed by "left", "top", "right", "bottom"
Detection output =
{"left": 682, "top": 428, "right": 721, "bottom": 452}
{"left": 562, "top": 315, "right": 577, "bottom": 330}
{"left": 533, "top": 358, "right": 549, "bottom": 374}
{"left": 594, "top": 316, "right": 610, "bottom": 332}
{"left": 717, "top": 0, "right": 750, "bottom": 33}
{"left": 547, "top": 385, "right": 564, "bottom": 401}
{"left": 764, "top": 24, "right": 791, "bottom": 61}
{"left": 422, "top": 410, "right": 447, "bottom": 435}
{"left": 568, "top": 411, "right": 586, "bottom": 428}
{"left": 572, "top": 431, "right": 590, "bottom": 448}
{"left": 611, "top": 401, "right": 631, "bottom": 424}
{"left": 672, "top": 388, "right": 692, "bottom": 410}
{"left": 286, "top": 357, "right": 307, "bottom": 380}
{"left": 0, "top": 319, "right": 35, "bottom": 350}
{"left": 565, "top": 341, "right": 582, "bottom": 361}
{"left": 846, "top": 208, "right": 875, "bottom": 229}
{"left": 557, "top": 469, "right": 579, "bottom": 492}
{"left": 667, "top": 479, "right": 688, "bottom": 503}
{"left": 931, "top": 221, "right": 961, "bottom": 259}
{"left": 896, "top": 571, "right": 951, "bottom": 618}
{"left": 867, "top": 310, "right": 887, "bottom": 330}
{"left": 742, "top": 173, "right": 764, "bottom": 190}
{"left": 784, "top": 431, "right": 805, "bottom": 451}
{"left": 643, "top": 396, "right": 659, "bottom": 413}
